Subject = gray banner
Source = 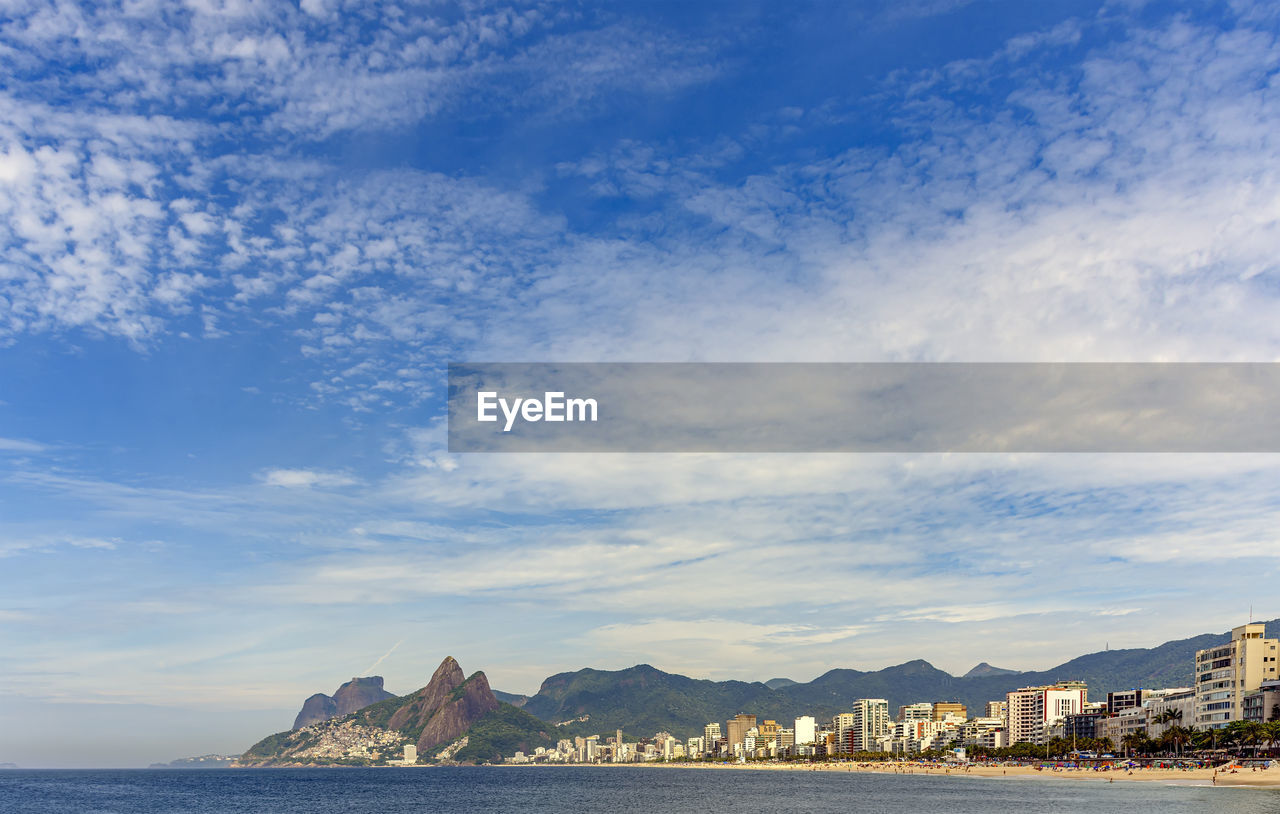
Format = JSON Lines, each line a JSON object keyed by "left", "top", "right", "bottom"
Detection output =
{"left": 447, "top": 363, "right": 1280, "bottom": 452}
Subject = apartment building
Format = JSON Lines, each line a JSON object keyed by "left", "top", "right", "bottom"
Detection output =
{"left": 849, "top": 698, "right": 890, "bottom": 752}
{"left": 1194, "top": 623, "right": 1279, "bottom": 728}
{"left": 1006, "top": 684, "right": 1086, "bottom": 745}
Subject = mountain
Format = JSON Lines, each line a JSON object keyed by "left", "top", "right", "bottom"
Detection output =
{"left": 242, "top": 619, "right": 1280, "bottom": 760}
{"left": 962, "top": 663, "right": 1018, "bottom": 678}
{"left": 493, "top": 690, "right": 530, "bottom": 708}
{"left": 241, "top": 657, "right": 549, "bottom": 765}
{"left": 292, "top": 676, "right": 395, "bottom": 729}
{"left": 522, "top": 663, "right": 776, "bottom": 737}
{"left": 521, "top": 620, "right": 1280, "bottom": 738}
{"left": 369, "top": 657, "right": 500, "bottom": 754}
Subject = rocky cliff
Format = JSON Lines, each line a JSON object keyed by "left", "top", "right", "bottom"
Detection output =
{"left": 357, "top": 656, "right": 500, "bottom": 753}
{"left": 292, "top": 676, "right": 395, "bottom": 729}
{"left": 243, "top": 657, "right": 509, "bottom": 765}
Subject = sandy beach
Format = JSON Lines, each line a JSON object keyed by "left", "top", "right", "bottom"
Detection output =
{"left": 553, "top": 759, "right": 1280, "bottom": 788}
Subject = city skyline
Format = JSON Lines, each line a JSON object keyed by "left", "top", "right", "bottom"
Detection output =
{"left": 4, "top": 0, "right": 1280, "bottom": 768}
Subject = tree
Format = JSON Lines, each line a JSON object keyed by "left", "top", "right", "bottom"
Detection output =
{"left": 1263, "top": 721, "right": 1280, "bottom": 757}
{"left": 1121, "top": 732, "right": 1150, "bottom": 757}
{"left": 1159, "top": 726, "right": 1192, "bottom": 758}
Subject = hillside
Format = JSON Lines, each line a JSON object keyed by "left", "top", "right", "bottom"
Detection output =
{"left": 239, "top": 620, "right": 1279, "bottom": 757}
{"left": 239, "top": 657, "right": 532, "bottom": 765}
{"left": 521, "top": 620, "right": 1279, "bottom": 738}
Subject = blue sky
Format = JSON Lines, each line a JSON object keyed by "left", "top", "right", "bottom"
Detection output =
{"left": 3, "top": 0, "right": 1280, "bottom": 767}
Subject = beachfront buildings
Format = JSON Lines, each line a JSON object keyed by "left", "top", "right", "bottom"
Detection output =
{"left": 1242, "top": 679, "right": 1280, "bottom": 723}
{"left": 1006, "top": 684, "right": 1086, "bottom": 745}
{"left": 849, "top": 698, "right": 890, "bottom": 752}
{"left": 727, "top": 714, "right": 756, "bottom": 752}
{"left": 1194, "top": 623, "right": 1279, "bottom": 729}
{"left": 794, "top": 716, "right": 816, "bottom": 747}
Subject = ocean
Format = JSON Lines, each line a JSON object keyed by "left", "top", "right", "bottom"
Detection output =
{"left": 2, "top": 767, "right": 1277, "bottom": 814}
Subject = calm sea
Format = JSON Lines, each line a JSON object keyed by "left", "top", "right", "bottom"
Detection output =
{"left": 2, "top": 767, "right": 1278, "bottom": 814}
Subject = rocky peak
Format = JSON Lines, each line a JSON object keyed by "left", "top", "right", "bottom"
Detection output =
{"left": 291, "top": 675, "right": 396, "bottom": 730}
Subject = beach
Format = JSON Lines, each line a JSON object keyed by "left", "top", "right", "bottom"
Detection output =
{"left": 555, "top": 759, "right": 1280, "bottom": 788}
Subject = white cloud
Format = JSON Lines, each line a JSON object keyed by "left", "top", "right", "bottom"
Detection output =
{"left": 258, "top": 468, "right": 357, "bottom": 489}
{"left": 0, "top": 437, "right": 45, "bottom": 453}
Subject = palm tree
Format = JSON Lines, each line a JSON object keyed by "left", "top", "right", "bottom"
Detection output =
{"left": 1260, "top": 722, "right": 1280, "bottom": 758}
{"left": 1161, "top": 725, "right": 1193, "bottom": 758}
{"left": 1242, "top": 721, "right": 1267, "bottom": 758}
{"left": 1223, "top": 720, "right": 1248, "bottom": 756}
{"left": 1121, "top": 732, "right": 1148, "bottom": 758}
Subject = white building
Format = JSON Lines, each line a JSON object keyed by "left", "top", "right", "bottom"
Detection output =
{"left": 1006, "top": 684, "right": 1086, "bottom": 745}
{"left": 898, "top": 703, "right": 933, "bottom": 722}
{"left": 850, "top": 699, "right": 890, "bottom": 752}
{"left": 795, "top": 715, "right": 816, "bottom": 747}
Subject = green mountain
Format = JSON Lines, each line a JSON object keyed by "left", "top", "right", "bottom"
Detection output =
{"left": 962, "top": 662, "right": 1018, "bottom": 678}
{"left": 522, "top": 620, "right": 1279, "bottom": 738}
{"left": 239, "top": 656, "right": 549, "bottom": 765}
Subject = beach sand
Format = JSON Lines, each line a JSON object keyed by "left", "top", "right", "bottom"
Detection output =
{"left": 602, "top": 760, "right": 1280, "bottom": 788}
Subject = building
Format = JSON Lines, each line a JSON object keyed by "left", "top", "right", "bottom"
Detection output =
{"left": 850, "top": 699, "right": 890, "bottom": 752}
{"left": 704, "top": 722, "right": 722, "bottom": 754}
{"left": 1145, "top": 689, "right": 1195, "bottom": 738}
{"left": 933, "top": 702, "right": 967, "bottom": 721}
{"left": 1243, "top": 679, "right": 1280, "bottom": 723}
{"left": 832, "top": 712, "right": 855, "bottom": 750}
{"left": 898, "top": 703, "right": 933, "bottom": 722}
{"left": 774, "top": 728, "right": 795, "bottom": 756}
{"left": 986, "top": 701, "right": 1008, "bottom": 722}
{"left": 1194, "top": 623, "right": 1280, "bottom": 728}
{"left": 1006, "top": 684, "right": 1086, "bottom": 745}
{"left": 727, "top": 714, "right": 757, "bottom": 751}
{"left": 795, "top": 716, "right": 816, "bottom": 746}
{"left": 1107, "top": 689, "right": 1145, "bottom": 715}
{"left": 758, "top": 719, "right": 781, "bottom": 749}
{"left": 1062, "top": 712, "right": 1104, "bottom": 741}
{"left": 957, "top": 717, "right": 1006, "bottom": 749}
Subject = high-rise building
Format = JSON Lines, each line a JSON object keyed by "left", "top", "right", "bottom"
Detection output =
{"left": 850, "top": 699, "right": 890, "bottom": 752}
{"left": 727, "top": 714, "right": 757, "bottom": 750}
{"left": 1195, "top": 623, "right": 1280, "bottom": 728}
{"left": 1006, "top": 684, "right": 1086, "bottom": 745}
{"left": 1107, "top": 689, "right": 1146, "bottom": 715}
{"left": 932, "top": 702, "right": 967, "bottom": 721}
{"left": 898, "top": 703, "right": 933, "bottom": 722}
{"left": 704, "top": 722, "right": 722, "bottom": 746}
{"left": 986, "top": 700, "right": 1008, "bottom": 722}
{"left": 832, "top": 712, "right": 855, "bottom": 750}
{"left": 794, "top": 715, "right": 817, "bottom": 746}
{"left": 758, "top": 719, "right": 780, "bottom": 749}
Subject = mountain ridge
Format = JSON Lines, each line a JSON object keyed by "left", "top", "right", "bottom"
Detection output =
{"left": 243, "top": 620, "right": 1278, "bottom": 760}
{"left": 521, "top": 619, "right": 1279, "bottom": 738}
{"left": 241, "top": 657, "right": 551, "bottom": 766}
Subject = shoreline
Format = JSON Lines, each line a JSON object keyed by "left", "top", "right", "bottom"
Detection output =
{"left": 486, "top": 759, "right": 1280, "bottom": 788}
